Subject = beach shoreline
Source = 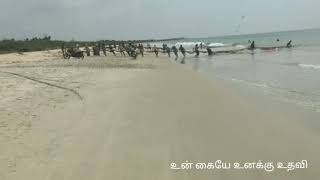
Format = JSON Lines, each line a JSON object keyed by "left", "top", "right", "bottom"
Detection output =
{"left": 0, "top": 51, "right": 319, "bottom": 179}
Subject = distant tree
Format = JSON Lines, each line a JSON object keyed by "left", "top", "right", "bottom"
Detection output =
{"left": 42, "top": 36, "right": 51, "bottom": 41}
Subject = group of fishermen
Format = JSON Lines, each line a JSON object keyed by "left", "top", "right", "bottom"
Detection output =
{"left": 62, "top": 42, "right": 192, "bottom": 60}
{"left": 62, "top": 39, "right": 294, "bottom": 60}
{"left": 151, "top": 43, "right": 209, "bottom": 60}
{"left": 87, "top": 43, "right": 118, "bottom": 57}
{"left": 81, "top": 43, "right": 145, "bottom": 59}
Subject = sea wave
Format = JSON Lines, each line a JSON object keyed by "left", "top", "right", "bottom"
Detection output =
{"left": 207, "top": 43, "right": 225, "bottom": 48}
{"left": 175, "top": 42, "right": 205, "bottom": 47}
{"left": 147, "top": 41, "right": 245, "bottom": 49}
{"left": 234, "top": 45, "right": 246, "bottom": 49}
{"left": 298, "top": 64, "right": 320, "bottom": 69}
{"left": 229, "top": 77, "right": 311, "bottom": 96}
{"left": 230, "top": 78, "right": 269, "bottom": 88}
{"left": 227, "top": 77, "right": 320, "bottom": 112}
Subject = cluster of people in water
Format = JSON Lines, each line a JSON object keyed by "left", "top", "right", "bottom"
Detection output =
{"left": 61, "top": 39, "right": 294, "bottom": 61}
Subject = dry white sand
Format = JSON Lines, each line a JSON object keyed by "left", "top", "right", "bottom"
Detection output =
{"left": 0, "top": 50, "right": 61, "bottom": 64}
{"left": 0, "top": 51, "right": 319, "bottom": 180}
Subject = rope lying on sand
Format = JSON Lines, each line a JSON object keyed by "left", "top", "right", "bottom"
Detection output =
{"left": 0, "top": 71, "right": 83, "bottom": 100}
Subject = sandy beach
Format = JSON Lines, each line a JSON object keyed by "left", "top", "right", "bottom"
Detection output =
{"left": 0, "top": 51, "right": 319, "bottom": 180}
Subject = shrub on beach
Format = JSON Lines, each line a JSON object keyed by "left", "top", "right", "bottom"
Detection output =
{"left": 0, "top": 37, "right": 61, "bottom": 54}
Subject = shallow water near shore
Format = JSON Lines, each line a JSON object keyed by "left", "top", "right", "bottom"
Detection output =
{"left": 181, "top": 45, "right": 320, "bottom": 117}
{"left": 154, "top": 29, "right": 320, "bottom": 114}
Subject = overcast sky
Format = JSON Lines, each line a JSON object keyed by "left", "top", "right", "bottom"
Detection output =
{"left": 0, "top": 0, "right": 319, "bottom": 40}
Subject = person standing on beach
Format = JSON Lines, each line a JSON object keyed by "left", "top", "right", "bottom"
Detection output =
{"left": 102, "top": 43, "right": 107, "bottom": 56}
{"left": 93, "top": 44, "right": 100, "bottom": 56}
{"left": 139, "top": 44, "right": 144, "bottom": 57}
{"left": 162, "top": 44, "right": 166, "bottom": 51}
{"left": 126, "top": 43, "right": 132, "bottom": 56}
{"left": 98, "top": 43, "right": 101, "bottom": 53}
{"left": 153, "top": 45, "right": 159, "bottom": 57}
{"left": 109, "top": 44, "right": 116, "bottom": 56}
{"left": 126, "top": 45, "right": 131, "bottom": 57}
{"left": 287, "top": 40, "right": 293, "bottom": 48}
{"left": 195, "top": 44, "right": 200, "bottom": 58}
{"left": 61, "top": 43, "right": 66, "bottom": 58}
{"left": 249, "top": 41, "right": 255, "bottom": 50}
{"left": 179, "top": 45, "right": 186, "bottom": 57}
{"left": 85, "top": 45, "right": 91, "bottom": 56}
{"left": 207, "top": 47, "right": 213, "bottom": 56}
{"left": 200, "top": 43, "right": 203, "bottom": 49}
{"left": 119, "top": 45, "right": 126, "bottom": 56}
{"left": 172, "top": 46, "right": 179, "bottom": 60}
{"left": 166, "top": 46, "right": 171, "bottom": 57}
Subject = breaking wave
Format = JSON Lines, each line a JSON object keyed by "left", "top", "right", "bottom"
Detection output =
{"left": 175, "top": 42, "right": 205, "bottom": 48}
{"left": 207, "top": 43, "right": 225, "bottom": 48}
{"left": 298, "top": 64, "right": 320, "bottom": 70}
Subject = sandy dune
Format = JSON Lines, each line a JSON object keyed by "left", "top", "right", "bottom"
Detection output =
{"left": 0, "top": 51, "right": 319, "bottom": 180}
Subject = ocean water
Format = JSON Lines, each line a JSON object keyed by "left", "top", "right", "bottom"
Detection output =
{"left": 161, "top": 29, "right": 320, "bottom": 113}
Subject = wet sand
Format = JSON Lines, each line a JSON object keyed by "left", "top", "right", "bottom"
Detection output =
{"left": 0, "top": 51, "right": 319, "bottom": 179}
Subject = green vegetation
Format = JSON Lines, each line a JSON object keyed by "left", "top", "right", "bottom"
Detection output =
{"left": 0, "top": 36, "right": 86, "bottom": 54}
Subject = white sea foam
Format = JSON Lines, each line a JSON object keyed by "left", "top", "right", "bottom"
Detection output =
{"left": 298, "top": 64, "right": 320, "bottom": 69}
{"left": 234, "top": 45, "right": 246, "bottom": 49}
{"left": 230, "top": 78, "right": 268, "bottom": 88}
{"left": 207, "top": 43, "right": 225, "bottom": 48}
{"left": 147, "top": 41, "right": 244, "bottom": 50}
{"left": 175, "top": 42, "right": 205, "bottom": 47}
